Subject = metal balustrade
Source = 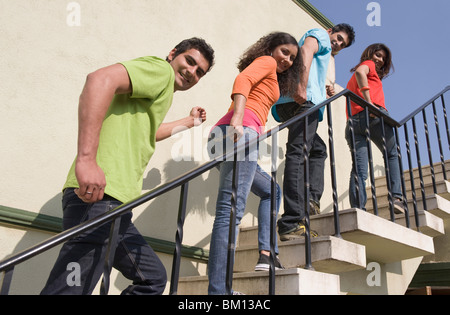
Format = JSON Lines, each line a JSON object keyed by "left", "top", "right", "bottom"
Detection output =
{"left": 0, "top": 86, "right": 448, "bottom": 295}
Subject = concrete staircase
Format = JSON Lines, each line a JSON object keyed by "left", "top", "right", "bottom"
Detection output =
{"left": 178, "top": 161, "right": 450, "bottom": 295}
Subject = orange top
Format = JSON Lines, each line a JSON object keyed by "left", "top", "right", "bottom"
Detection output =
{"left": 228, "top": 56, "right": 280, "bottom": 127}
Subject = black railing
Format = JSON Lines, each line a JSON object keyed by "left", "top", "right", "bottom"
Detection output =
{"left": 0, "top": 86, "right": 448, "bottom": 295}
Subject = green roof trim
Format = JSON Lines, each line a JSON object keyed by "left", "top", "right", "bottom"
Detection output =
{"left": 409, "top": 262, "right": 450, "bottom": 288}
{"left": 0, "top": 205, "right": 209, "bottom": 263}
{"left": 292, "top": 0, "right": 334, "bottom": 29}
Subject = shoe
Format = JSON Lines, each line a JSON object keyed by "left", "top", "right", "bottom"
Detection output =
{"left": 394, "top": 199, "right": 406, "bottom": 214}
{"left": 232, "top": 291, "right": 246, "bottom": 295}
{"left": 309, "top": 199, "right": 321, "bottom": 216}
{"left": 254, "top": 253, "right": 285, "bottom": 271}
{"left": 279, "top": 222, "right": 319, "bottom": 241}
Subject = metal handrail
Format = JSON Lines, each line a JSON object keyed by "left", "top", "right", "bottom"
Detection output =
{"left": 1, "top": 86, "right": 448, "bottom": 295}
{"left": 398, "top": 86, "right": 450, "bottom": 126}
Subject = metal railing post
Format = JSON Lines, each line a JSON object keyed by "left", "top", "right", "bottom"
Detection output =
{"left": 412, "top": 117, "right": 427, "bottom": 211}
{"left": 269, "top": 128, "right": 278, "bottom": 295}
{"left": 346, "top": 96, "right": 362, "bottom": 209}
{"left": 395, "top": 127, "right": 410, "bottom": 228}
{"left": 379, "top": 116, "right": 395, "bottom": 221}
{"left": 169, "top": 182, "right": 189, "bottom": 295}
{"left": 100, "top": 216, "right": 121, "bottom": 295}
{"left": 225, "top": 140, "right": 239, "bottom": 295}
{"left": 303, "top": 115, "right": 314, "bottom": 271}
{"left": 422, "top": 109, "right": 437, "bottom": 194}
{"left": 326, "top": 104, "right": 341, "bottom": 238}
{"left": 365, "top": 108, "right": 378, "bottom": 216}
{"left": 403, "top": 123, "right": 420, "bottom": 232}
{"left": 0, "top": 268, "right": 14, "bottom": 295}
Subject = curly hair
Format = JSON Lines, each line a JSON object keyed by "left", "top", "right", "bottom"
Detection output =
{"left": 351, "top": 43, "right": 394, "bottom": 80}
{"left": 237, "top": 32, "right": 303, "bottom": 98}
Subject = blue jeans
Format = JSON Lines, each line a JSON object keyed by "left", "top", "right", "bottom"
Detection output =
{"left": 276, "top": 102, "right": 327, "bottom": 234}
{"left": 345, "top": 108, "right": 402, "bottom": 210}
{"left": 41, "top": 188, "right": 167, "bottom": 295}
{"left": 207, "top": 125, "right": 281, "bottom": 295}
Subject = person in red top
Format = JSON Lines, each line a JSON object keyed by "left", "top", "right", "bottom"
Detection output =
{"left": 207, "top": 32, "right": 301, "bottom": 295}
{"left": 345, "top": 43, "right": 406, "bottom": 214}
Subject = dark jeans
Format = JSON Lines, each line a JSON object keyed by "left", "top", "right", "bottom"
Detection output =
{"left": 41, "top": 188, "right": 166, "bottom": 295}
{"left": 345, "top": 108, "right": 402, "bottom": 210}
{"left": 276, "top": 102, "right": 327, "bottom": 234}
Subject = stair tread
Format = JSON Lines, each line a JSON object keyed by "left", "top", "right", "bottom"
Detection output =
{"left": 178, "top": 268, "right": 341, "bottom": 295}
{"left": 366, "top": 191, "right": 450, "bottom": 220}
{"left": 310, "top": 209, "right": 435, "bottom": 263}
{"left": 235, "top": 235, "right": 366, "bottom": 274}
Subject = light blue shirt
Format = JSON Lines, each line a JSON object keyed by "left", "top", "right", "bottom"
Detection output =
{"left": 272, "top": 28, "right": 331, "bottom": 122}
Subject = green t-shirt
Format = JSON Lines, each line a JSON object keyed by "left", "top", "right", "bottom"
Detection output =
{"left": 63, "top": 56, "right": 175, "bottom": 203}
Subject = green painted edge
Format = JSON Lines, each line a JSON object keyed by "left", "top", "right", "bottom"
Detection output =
{"left": 292, "top": 0, "right": 334, "bottom": 29}
{"left": 0, "top": 205, "right": 209, "bottom": 263}
{"left": 409, "top": 262, "right": 450, "bottom": 288}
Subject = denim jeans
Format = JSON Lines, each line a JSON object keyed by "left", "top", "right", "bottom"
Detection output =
{"left": 276, "top": 102, "right": 327, "bottom": 234}
{"left": 345, "top": 108, "right": 402, "bottom": 210}
{"left": 41, "top": 188, "right": 167, "bottom": 295}
{"left": 207, "top": 125, "right": 281, "bottom": 295}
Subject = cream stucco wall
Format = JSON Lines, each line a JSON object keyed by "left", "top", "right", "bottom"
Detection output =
{"left": 0, "top": 0, "right": 381, "bottom": 294}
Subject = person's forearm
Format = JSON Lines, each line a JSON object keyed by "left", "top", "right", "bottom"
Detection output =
{"left": 156, "top": 116, "right": 196, "bottom": 142}
{"left": 230, "top": 94, "right": 246, "bottom": 126}
{"left": 355, "top": 69, "right": 372, "bottom": 104}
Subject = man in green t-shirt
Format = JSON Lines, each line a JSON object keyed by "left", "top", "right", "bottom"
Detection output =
{"left": 41, "top": 38, "right": 215, "bottom": 295}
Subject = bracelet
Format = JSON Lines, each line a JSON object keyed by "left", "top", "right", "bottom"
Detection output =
{"left": 360, "top": 86, "right": 370, "bottom": 92}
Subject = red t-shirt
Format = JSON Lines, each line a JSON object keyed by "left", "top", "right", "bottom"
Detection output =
{"left": 346, "top": 60, "right": 386, "bottom": 118}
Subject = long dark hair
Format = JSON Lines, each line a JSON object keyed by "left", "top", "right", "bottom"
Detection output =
{"left": 237, "top": 32, "right": 302, "bottom": 97}
{"left": 351, "top": 43, "right": 394, "bottom": 80}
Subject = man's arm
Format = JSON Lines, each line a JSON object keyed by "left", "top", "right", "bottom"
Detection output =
{"left": 155, "top": 106, "right": 207, "bottom": 141}
{"left": 293, "top": 36, "right": 319, "bottom": 105}
{"left": 75, "top": 63, "right": 132, "bottom": 203}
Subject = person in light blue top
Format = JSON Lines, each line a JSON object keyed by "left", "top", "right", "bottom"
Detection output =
{"left": 273, "top": 28, "right": 332, "bottom": 122}
{"left": 273, "top": 24, "right": 355, "bottom": 241}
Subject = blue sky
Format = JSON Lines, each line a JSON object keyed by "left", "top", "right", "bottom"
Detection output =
{"left": 308, "top": 0, "right": 450, "bottom": 122}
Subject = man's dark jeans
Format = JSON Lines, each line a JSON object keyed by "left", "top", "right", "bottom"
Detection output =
{"left": 41, "top": 188, "right": 167, "bottom": 295}
{"left": 275, "top": 102, "right": 327, "bottom": 234}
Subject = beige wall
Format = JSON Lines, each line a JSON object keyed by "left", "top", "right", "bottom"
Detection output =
{"left": 0, "top": 0, "right": 380, "bottom": 294}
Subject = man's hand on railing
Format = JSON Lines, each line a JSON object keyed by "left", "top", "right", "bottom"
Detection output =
{"left": 326, "top": 84, "right": 335, "bottom": 98}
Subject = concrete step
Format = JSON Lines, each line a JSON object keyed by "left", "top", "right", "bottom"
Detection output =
{"left": 364, "top": 194, "right": 448, "bottom": 236}
{"left": 372, "top": 161, "right": 449, "bottom": 187}
{"left": 177, "top": 268, "right": 341, "bottom": 295}
{"left": 234, "top": 235, "right": 366, "bottom": 274}
{"left": 367, "top": 192, "right": 450, "bottom": 219}
{"left": 389, "top": 211, "right": 445, "bottom": 237}
{"left": 310, "top": 208, "right": 435, "bottom": 263}
{"left": 367, "top": 180, "right": 450, "bottom": 202}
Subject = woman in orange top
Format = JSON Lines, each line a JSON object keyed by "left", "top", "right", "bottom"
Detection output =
{"left": 207, "top": 32, "right": 301, "bottom": 295}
